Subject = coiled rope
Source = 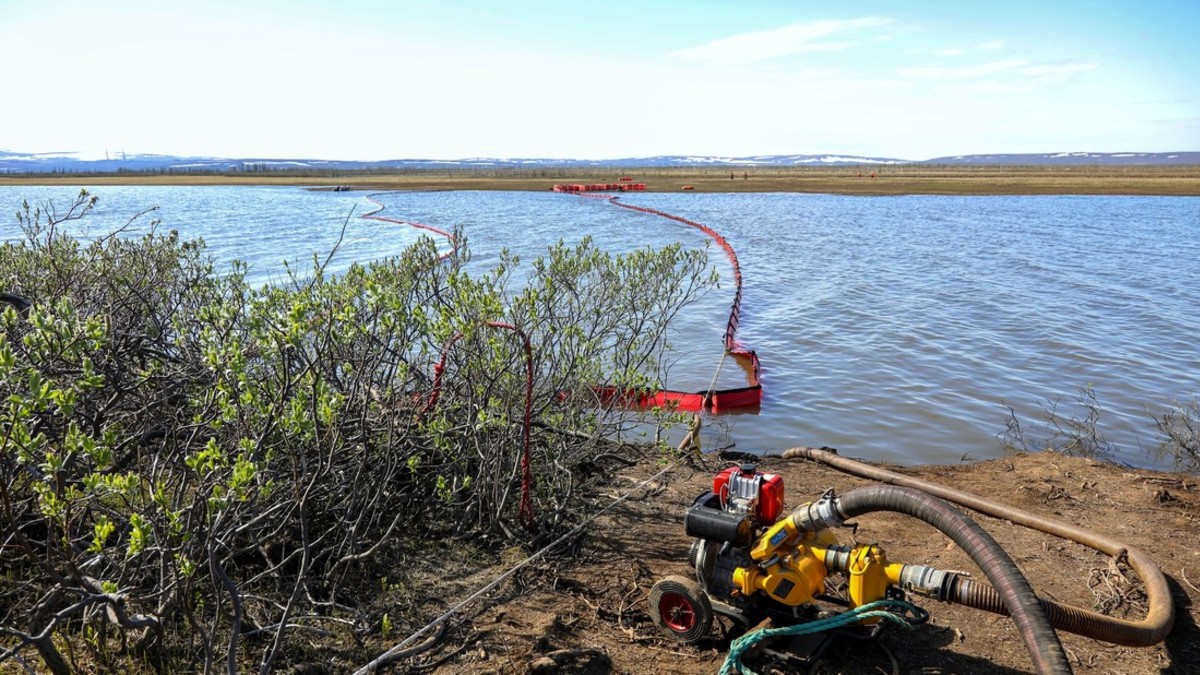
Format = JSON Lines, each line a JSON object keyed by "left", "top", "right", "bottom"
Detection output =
{"left": 717, "top": 598, "right": 919, "bottom": 675}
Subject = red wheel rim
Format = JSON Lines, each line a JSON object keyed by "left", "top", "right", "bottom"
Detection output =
{"left": 658, "top": 592, "right": 696, "bottom": 632}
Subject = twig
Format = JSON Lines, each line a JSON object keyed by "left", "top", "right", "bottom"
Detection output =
{"left": 875, "top": 639, "right": 900, "bottom": 675}
{"left": 351, "top": 430, "right": 694, "bottom": 675}
{"left": 409, "top": 636, "right": 474, "bottom": 672}
{"left": 636, "top": 644, "right": 699, "bottom": 658}
{"left": 1181, "top": 568, "right": 1200, "bottom": 595}
{"left": 1127, "top": 474, "right": 1195, "bottom": 488}
{"left": 314, "top": 205, "right": 357, "bottom": 285}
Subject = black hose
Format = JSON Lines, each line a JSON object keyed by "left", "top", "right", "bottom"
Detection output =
{"left": 1, "top": 292, "right": 32, "bottom": 316}
{"left": 832, "top": 485, "right": 1072, "bottom": 675}
{"left": 780, "top": 445, "right": 1173, "bottom": 647}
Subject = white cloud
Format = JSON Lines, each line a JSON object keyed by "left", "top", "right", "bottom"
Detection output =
{"left": 898, "top": 58, "right": 1097, "bottom": 88}
{"left": 1018, "top": 62, "right": 1098, "bottom": 78}
{"left": 900, "top": 59, "right": 1030, "bottom": 80}
{"left": 668, "top": 17, "right": 892, "bottom": 65}
{"left": 919, "top": 39, "right": 1006, "bottom": 59}
{"left": 935, "top": 81, "right": 1040, "bottom": 96}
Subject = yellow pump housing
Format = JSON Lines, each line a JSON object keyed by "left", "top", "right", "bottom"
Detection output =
{"left": 846, "top": 545, "right": 905, "bottom": 609}
{"left": 732, "top": 506, "right": 905, "bottom": 612}
{"left": 732, "top": 512, "right": 841, "bottom": 606}
{"left": 733, "top": 545, "right": 827, "bottom": 606}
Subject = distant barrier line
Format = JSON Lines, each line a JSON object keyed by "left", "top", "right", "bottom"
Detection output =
{"left": 361, "top": 192, "right": 457, "bottom": 260}
{"left": 359, "top": 190, "right": 761, "bottom": 414}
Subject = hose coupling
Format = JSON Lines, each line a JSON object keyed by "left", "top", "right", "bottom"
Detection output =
{"left": 897, "top": 564, "right": 958, "bottom": 601}
{"left": 791, "top": 488, "right": 845, "bottom": 532}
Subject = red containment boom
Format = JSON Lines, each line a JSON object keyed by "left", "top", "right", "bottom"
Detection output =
{"left": 555, "top": 184, "right": 763, "bottom": 413}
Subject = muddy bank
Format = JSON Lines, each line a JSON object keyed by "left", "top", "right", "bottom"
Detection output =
{"left": 383, "top": 450, "right": 1200, "bottom": 675}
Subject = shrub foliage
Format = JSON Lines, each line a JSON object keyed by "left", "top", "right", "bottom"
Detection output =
{"left": 0, "top": 191, "right": 714, "bottom": 672}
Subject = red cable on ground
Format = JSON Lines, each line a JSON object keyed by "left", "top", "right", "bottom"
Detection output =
{"left": 553, "top": 186, "right": 763, "bottom": 412}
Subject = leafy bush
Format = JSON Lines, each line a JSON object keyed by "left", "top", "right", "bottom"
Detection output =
{"left": 0, "top": 191, "right": 714, "bottom": 672}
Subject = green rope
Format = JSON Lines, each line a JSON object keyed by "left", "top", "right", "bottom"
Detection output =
{"left": 717, "top": 599, "right": 920, "bottom": 675}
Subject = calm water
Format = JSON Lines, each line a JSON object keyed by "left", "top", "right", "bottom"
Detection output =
{"left": 3, "top": 186, "right": 1198, "bottom": 468}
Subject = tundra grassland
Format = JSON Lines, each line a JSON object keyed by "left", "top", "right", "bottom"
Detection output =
{"left": 4, "top": 164, "right": 1200, "bottom": 195}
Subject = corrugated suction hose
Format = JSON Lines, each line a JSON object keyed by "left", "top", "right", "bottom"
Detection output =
{"left": 782, "top": 446, "right": 1174, "bottom": 649}
{"left": 811, "top": 484, "right": 1072, "bottom": 675}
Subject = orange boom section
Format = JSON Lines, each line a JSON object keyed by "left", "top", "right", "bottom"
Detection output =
{"left": 552, "top": 183, "right": 646, "bottom": 193}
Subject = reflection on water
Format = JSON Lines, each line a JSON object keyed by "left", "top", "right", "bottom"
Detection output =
{"left": 3, "top": 186, "right": 1198, "bottom": 468}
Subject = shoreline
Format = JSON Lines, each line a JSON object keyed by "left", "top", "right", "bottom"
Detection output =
{"left": 411, "top": 449, "right": 1200, "bottom": 675}
{"left": 3, "top": 165, "right": 1200, "bottom": 196}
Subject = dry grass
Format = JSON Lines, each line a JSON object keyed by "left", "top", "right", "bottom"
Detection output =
{"left": 3, "top": 165, "right": 1199, "bottom": 195}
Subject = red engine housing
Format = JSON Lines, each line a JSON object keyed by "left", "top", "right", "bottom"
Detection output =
{"left": 712, "top": 464, "right": 785, "bottom": 525}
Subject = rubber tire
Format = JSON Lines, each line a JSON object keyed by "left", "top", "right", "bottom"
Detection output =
{"left": 649, "top": 575, "right": 713, "bottom": 644}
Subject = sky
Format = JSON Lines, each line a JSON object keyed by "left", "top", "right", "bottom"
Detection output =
{"left": 1, "top": 0, "right": 1197, "bottom": 161}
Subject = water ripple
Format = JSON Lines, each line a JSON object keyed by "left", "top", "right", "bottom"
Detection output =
{"left": 3, "top": 187, "right": 1197, "bottom": 468}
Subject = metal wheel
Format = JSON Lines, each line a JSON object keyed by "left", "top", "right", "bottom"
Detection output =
{"left": 649, "top": 575, "right": 713, "bottom": 644}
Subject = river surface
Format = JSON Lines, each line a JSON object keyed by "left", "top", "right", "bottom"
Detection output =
{"left": 3, "top": 186, "right": 1198, "bottom": 469}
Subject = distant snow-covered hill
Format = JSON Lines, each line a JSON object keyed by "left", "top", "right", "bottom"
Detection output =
{"left": 1, "top": 149, "right": 1197, "bottom": 173}
{"left": 924, "top": 151, "right": 1200, "bottom": 165}
{"left": 602, "top": 154, "right": 911, "bottom": 166}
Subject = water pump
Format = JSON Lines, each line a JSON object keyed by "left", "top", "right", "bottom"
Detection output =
{"left": 649, "top": 464, "right": 1049, "bottom": 670}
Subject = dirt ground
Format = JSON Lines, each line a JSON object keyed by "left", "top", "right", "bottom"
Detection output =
{"left": 388, "top": 450, "right": 1200, "bottom": 675}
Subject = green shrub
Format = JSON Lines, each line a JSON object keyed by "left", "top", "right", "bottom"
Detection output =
{"left": 0, "top": 190, "right": 714, "bottom": 672}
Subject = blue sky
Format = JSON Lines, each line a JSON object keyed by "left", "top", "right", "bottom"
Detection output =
{"left": 2, "top": 0, "right": 1196, "bottom": 160}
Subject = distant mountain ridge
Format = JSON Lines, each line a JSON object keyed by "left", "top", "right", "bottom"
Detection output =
{"left": 923, "top": 151, "right": 1200, "bottom": 165}
{"left": 2, "top": 149, "right": 1197, "bottom": 173}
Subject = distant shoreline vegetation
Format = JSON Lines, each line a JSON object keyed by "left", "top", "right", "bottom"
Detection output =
{"left": 2, "top": 164, "right": 1200, "bottom": 196}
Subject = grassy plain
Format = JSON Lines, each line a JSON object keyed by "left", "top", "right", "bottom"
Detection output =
{"left": 4, "top": 164, "right": 1200, "bottom": 195}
